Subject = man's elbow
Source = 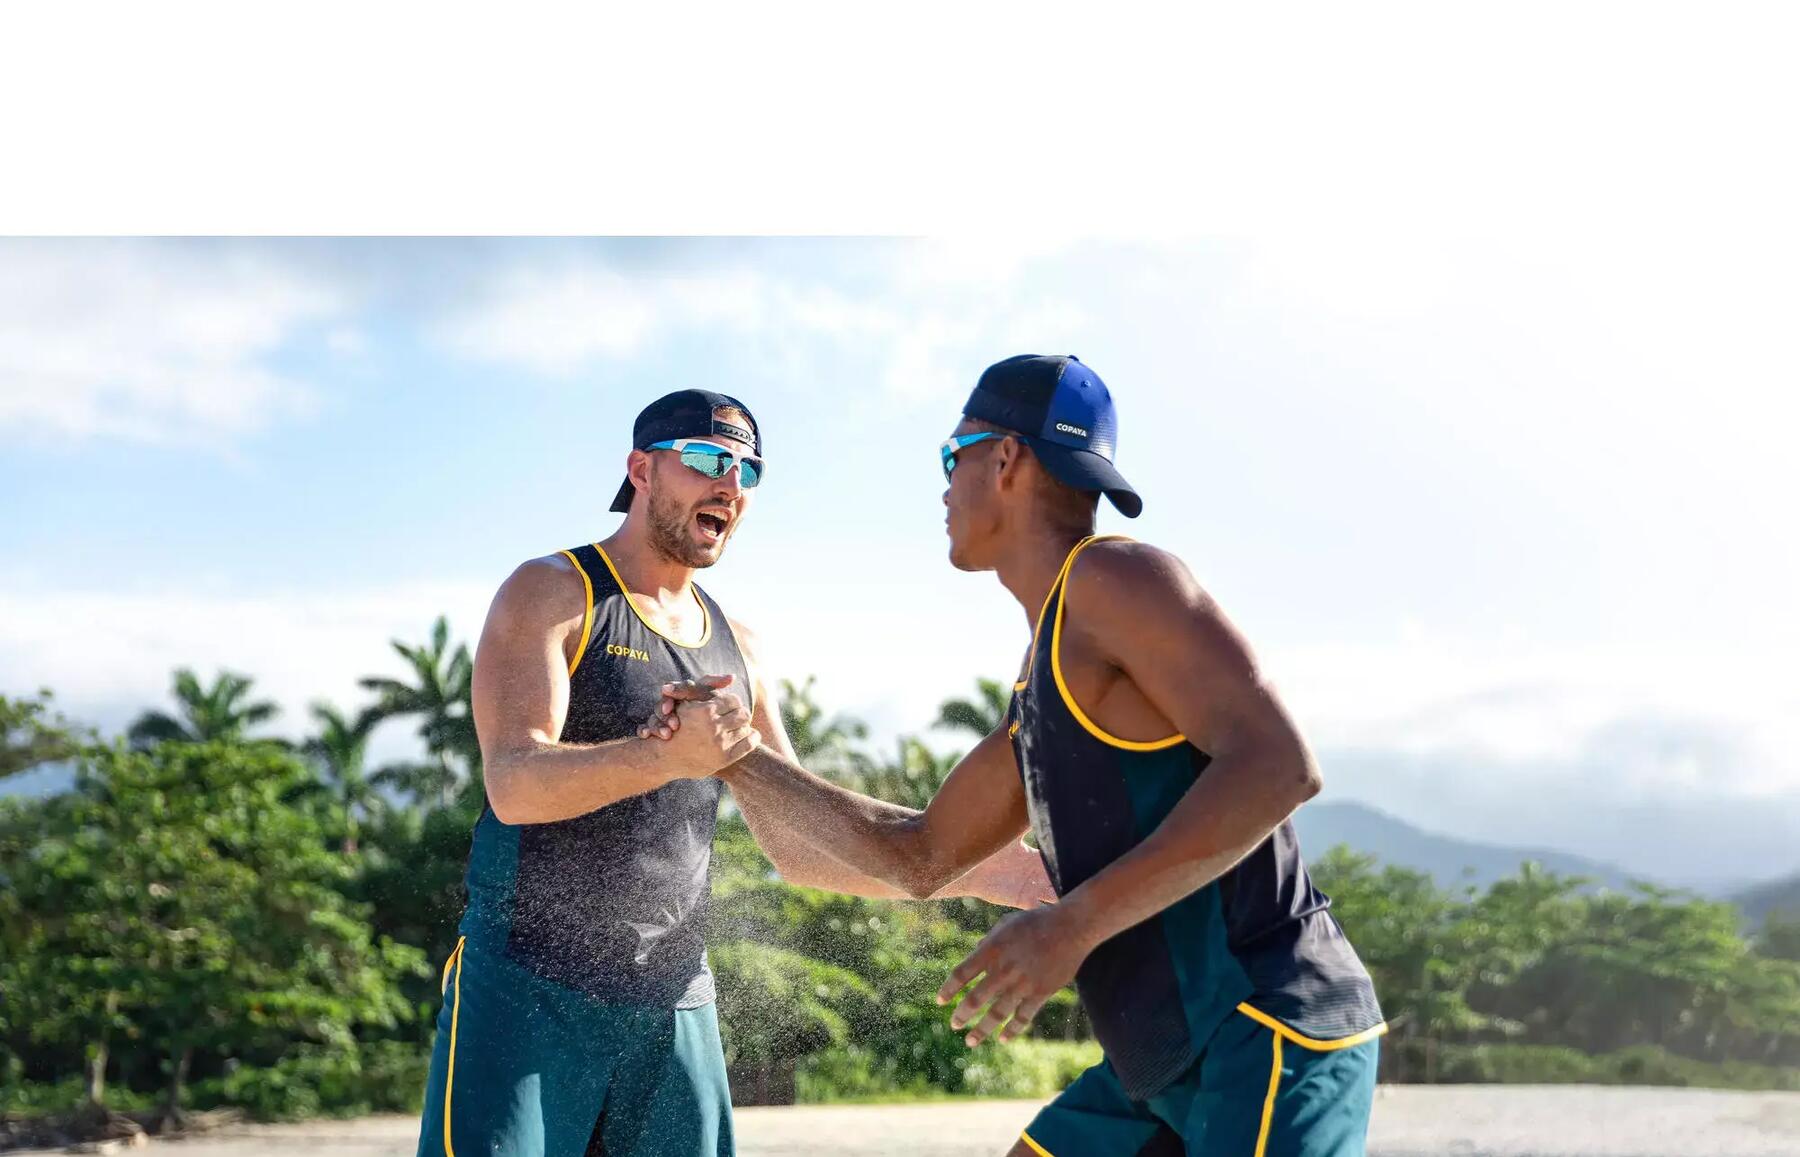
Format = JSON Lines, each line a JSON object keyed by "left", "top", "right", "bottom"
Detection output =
{"left": 884, "top": 820, "right": 959, "bottom": 899}
{"left": 897, "top": 850, "right": 963, "bottom": 901}
{"left": 483, "top": 762, "right": 531, "bottom": 825}
{"left": 1250, "top": 712, "right": 1322, "bottom": 808}
{"left": 862, "top": 819, "right": 949, "bottom": 900}
{"left": 898, "top": 870, "right": 948, "bottom": 902}
{"left": 1293, "top": 751, "right": 1324, "bottom": 805}
{"left": 488, "top": 792, "right": 526, "bottom": 826}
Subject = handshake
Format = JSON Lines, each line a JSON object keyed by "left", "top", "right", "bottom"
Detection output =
{"left": 633, "top": 673, "right": 762, "bottom": 779}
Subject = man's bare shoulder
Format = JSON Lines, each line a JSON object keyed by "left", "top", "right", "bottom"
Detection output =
{"left": 725, "top": 615, "right": 762, "bottom": 663}
{"left": 1066, "top": 539, "right": 1210, "bottom": 614}
{"left": 1065, "top": 539, "right": 1257, "bottom": 680}
{"left": 487, "top": 553, "right": 588, "bottom": 636}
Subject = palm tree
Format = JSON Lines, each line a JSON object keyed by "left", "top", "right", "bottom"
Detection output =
{"left": 359, "top": 616, "right": 476, "bottom": 808}
{"left": 303, "top": 702, "right": 381, "bottom": 854}
{"left": 777, "top": 676, "right": 873, "bottom": 784}
{"left": 127, "top": 669, "right": 281, "bottom": 751}
{"left": 933, "top": 677, "right": 1010, "bottom": 739}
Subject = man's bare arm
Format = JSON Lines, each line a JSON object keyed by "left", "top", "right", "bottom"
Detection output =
{"left": 935, "top": 542, "right": 1324, "bottom": 1047}
{"left": 475, "top": 557, "right": 758, "bottom": 825}
{"left": 1034, "top": 542, "right": 1320, "bottom": 953}
{"left": 671, "top": 621, "right": 1050, "bottom": 905}
{"left": 719, "top": 729, "right": 1033, "bottom": 901}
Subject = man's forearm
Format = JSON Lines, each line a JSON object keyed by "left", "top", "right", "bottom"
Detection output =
{"left": 485, "top": 736, "right": 682, "bottom": 824}
{"left": 722, "top": 747, "right": 967, "bottom": 899}
{"left": 731, "top": 771, "right": 1038, "bottom": 902}
{"left": 1055, "top": 747, "right": 1319, "bottom": 954}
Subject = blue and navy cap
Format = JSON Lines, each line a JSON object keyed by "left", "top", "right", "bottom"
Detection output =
{"left": 610, "top": 389, "right": 762, "bottom": 513}
{"left": 961, "top": 354, "right": 1141, "bottom": 518}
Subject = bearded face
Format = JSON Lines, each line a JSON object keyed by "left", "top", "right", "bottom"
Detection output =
{"left": 638, "top": 442, "right": 752, "bottom": 568}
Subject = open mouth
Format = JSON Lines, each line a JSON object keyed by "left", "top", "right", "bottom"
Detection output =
{"left": 695, "top": 510, "right": 730, "bottom": 542}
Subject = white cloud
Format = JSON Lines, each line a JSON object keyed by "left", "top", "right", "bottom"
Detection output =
{"left": 0, "top": 240, "right": 345, "bottom": 446}
{"left": 0, "top": 579, "right": 492, "bottom": 766}
{"left": 1268, "top": 628, "right": 1800, "bottom": 803}
{"left": 433, "top": 241, "right": 1086, "bottom": 405}
{"left": 438, "top": 264, "right": 771, "bottom": 377}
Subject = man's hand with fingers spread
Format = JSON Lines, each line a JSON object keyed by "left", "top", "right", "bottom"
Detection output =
{"left": 636, "top": 673, "right": 761, "bottom": 777}
{"left": 937, "top": 905, "right": 1093, "bottom": 1048}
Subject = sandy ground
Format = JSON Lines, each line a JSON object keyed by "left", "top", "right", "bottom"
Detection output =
{"left": 12, "top": 1086, "right": 1800, "bottom": 1157}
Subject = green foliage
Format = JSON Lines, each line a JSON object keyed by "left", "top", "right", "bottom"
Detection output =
{"left": 1413, "top": 1042, "right": 1800, "bottom": 1091}
{"left": 0, "top": 1077, "right": 160, "bottom": 1115}
{"left": 795, "top": 1041, "right": 1104, "bottom": 1103}
{"left": 0, "top": 740, "right": 430, "bottom": 1117}
{"left": 1315, "top": 846, "right": 1800, "bottom": 1079}
{"left": 350, "top": 798, "right": 479, "bottom": 1025}
{"left": 795, "top": 1046, "right": 946, "bottom": 1103}
{"left": 1758, "top": 914, "right": 1800, "bottom": 962}
{"left": 713, "top": 943, "right": 878, "bottom": 1064}
{"left": 8, "top": 663, "right": 1800, "bottom": 1125}
{"left": 932, "top": 677, "right": 1010, "bottom": 740}
{"left": 193, "top": 1042, "right": 430, "bottom": 1120}
{"left": 960, "top": 1041, "right": 1104, "bottom": 1098}
{"left": 0, "top": 689, "right": 83, "bottom": 779}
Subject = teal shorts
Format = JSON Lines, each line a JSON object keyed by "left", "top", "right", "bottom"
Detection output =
{"left": 1022, "top": 1007, "right": 1382, "bottom": 1157}
{"left": 415, "top": 937, "right": 733, "bottom": 1157}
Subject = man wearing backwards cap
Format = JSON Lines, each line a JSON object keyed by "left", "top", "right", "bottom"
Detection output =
{"left": 413, "top": 389, "right": 1053, "bottom": 1157}
{"left": 659, "top": 357, "right": 1386, "bottom": 1155}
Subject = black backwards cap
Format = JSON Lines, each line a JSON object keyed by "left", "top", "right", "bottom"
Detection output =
{"left": 610, "top": 389, "right": 763, "bottom": 513}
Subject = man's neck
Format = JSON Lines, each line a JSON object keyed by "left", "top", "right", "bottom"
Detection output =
{"left": 597, "top": 523, "right": 696, "bottom": 607}
{"left": 994, "top": 523, "right": 1094, "bottom": 633}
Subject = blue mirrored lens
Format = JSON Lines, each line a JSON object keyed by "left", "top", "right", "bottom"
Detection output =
{"left": 677, "top": 447, "right": 762, "bottom": 488}
{"left": 679, "top": 447, "right": 729, "bottom": 477}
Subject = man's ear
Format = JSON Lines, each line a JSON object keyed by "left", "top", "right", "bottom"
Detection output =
{"left": 627, "top": 449, "right": 653, "bottom": 498}
{"left": 993, "top": 435, "right": 1027, "bottom": 487}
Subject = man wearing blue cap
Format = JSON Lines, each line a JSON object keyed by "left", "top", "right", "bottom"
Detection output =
{"left": 663, "top": 356, "right": 1386, "bottom": 1155}
{"left": 414, "top": 389, "right": 1052, "bottom": 1157}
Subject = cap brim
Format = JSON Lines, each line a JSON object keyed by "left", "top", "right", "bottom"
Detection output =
{"left": 608, "top": 476, "right": 635, "bottom": 514}
{"left": 1031, "top": 442, "right": 1143, "bottom": 518}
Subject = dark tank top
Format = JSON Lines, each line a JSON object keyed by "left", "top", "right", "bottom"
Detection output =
{"left": 1011, "top": 535, "right": 1384, "bottom": 1098}
{"left": 460, "top": 543, "right": 752, "bottom": 1007}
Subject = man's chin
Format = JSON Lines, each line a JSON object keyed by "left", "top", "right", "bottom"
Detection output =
{"left": 685, "top": 538, "right": 725, "bottom": 568}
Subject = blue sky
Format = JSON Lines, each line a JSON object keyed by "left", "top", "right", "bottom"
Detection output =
{"left": 3, "top": 236, "right": 1797, "bottom": 888}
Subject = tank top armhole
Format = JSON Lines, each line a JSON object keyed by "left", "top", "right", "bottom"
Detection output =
{"left": 700, "top": 586, "right": 754, "bottom": 716}
{"left": 558, "top": 549, "right": 597, "bottom": 677}
{"left": 1049, "top": 536, "right": 1186, "bottom": 752}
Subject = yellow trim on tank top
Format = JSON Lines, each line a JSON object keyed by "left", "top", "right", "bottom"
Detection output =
{"left": 1236, "top": 1002, "right": 1389, "bottom": 1051}
{"left": 1017, "top": 533, "right": 1112, "bottom": 691}
{"left": 1048, "top": 535, "right": 1186, "bottom": 751}
{"left": 1018, "top": 1130, "right": 1056, "bottom": 1157}
{"left": 558, "top": 550, "right": 596, "bottom": 676}
{"left": 591, "top": 543, "right": 712, "bottom": 649}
